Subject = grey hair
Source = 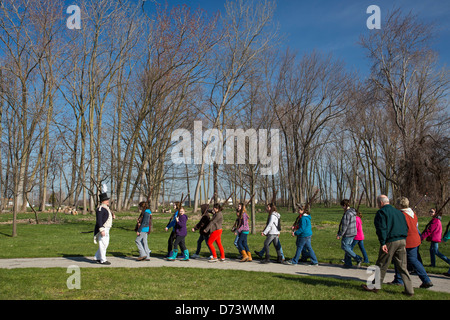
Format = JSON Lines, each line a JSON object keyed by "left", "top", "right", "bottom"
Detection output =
{"left": 377, "top": 195, "right": 390, "bottom": 205}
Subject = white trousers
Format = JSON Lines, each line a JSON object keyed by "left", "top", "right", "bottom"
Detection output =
{"left": 95, "top": 228, "right": 110, "bottom": 263}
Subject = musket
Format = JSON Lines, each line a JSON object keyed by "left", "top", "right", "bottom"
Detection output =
{"left": 436, "top": 197, "right": 450, "bottom": 216}
{"left": 176, "top": 192, "right": 190, "bottom": 211}
{"left": 220, "top": 192, "right": 234, "bottom": 209}
{"left": 293, "top": 189, "right": 319, "bottom": 230}
{"left": 423, "top": 197, "right": 449, "bottom": 233}
{"left": 204, "top": 194, "right": 215, "bottom": 212}
{"left": 305, "top": 189, "right": 320, "bottom": 215}
{"left": 348, "top": 188, "right": 354, "bottom": 207}
{"left": 166, "top": 192, "right": 187, "bottom": 225}
{"left": 356, "top": 190, "right": 365, "bottom": 213}
{"left": 413, "top": 193, "right": 427, "bottom": 211}
{"left": 245, "top": 192, "right": 256, "bottom": 207}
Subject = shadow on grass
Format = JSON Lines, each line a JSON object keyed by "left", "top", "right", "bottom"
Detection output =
{"left": 273, "top": 272, "right": 409, "bottom": 298}
{"left": 274, "top": 273, "right": 362, "bottom": 290}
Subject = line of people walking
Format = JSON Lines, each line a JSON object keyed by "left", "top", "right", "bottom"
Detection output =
{"left": 94, "top": 189, "right": 450, "bottom": 296}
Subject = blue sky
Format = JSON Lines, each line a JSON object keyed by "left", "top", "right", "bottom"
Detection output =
{"left": 159, "top": 0, "right": 450, "bottom": 77}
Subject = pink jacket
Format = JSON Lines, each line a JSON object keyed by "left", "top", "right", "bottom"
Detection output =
{"left": 354, "top": 216, "right": 364, "bottom": 241}
{"left": 421, "top": 217, "right": 442, "bottom": 243}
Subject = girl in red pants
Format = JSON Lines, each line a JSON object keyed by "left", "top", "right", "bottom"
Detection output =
{"left": 205, "top": 203, "right": 225, "bottom": 262}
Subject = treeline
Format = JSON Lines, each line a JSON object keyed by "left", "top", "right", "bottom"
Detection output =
{"left": 0, "top": 0, "right": 448, "bottom": 236}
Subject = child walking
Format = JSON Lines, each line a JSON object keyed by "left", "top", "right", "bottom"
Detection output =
{"left": 351, "top": 211, "right": 369, "bottom": 263}
{"left": 135, "top": 201, "right": 152, "bottom": 261}
{"left": 235, "top": 203, "right": 252, "bottom": 262}
{"left": 205, "top": 203, "right": 225, "bottom": 262}
{"left": 337, "top": 199, "right": 362, "bottom": 268}
{"left": 421, "top": 208, "right": 450, "bottom": 269}
{"left": 167, "top": 207, "right": 189, "bottom": 261}
{"left": 260, "top": 203, "right": 283, "bottom": 264}
{"left": 191, "top": 204, "right": 212, "bottom": 259}
{"left": 287, "top": 204, "right": 318, "bottom": 266}
{"left": 165, "top": 202, "right": 180, "bottom": 258}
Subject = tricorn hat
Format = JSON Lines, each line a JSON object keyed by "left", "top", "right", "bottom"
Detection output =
{"left": 99, "top": 192, "right": 110, "bottom": 203}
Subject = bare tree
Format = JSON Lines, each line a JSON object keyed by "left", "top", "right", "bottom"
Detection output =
{"left": 359, "top": 9, "right": 449, "bottom": 203}
{"left": 192, "top": 0, "right": 278, "bottom": 212}
{"left": 268, "top": 49, "right": 352, "bottom": 208}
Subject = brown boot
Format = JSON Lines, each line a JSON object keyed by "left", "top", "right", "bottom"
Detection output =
{"left": 240, "top": 250, "right": 249, "bottom": 262}
{"left": 246, "top": 251, "right": 252, "bottom": 262}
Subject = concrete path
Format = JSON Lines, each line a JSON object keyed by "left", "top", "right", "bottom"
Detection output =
{"left": 0, "top": 256, "right": 449, "bottom": 294}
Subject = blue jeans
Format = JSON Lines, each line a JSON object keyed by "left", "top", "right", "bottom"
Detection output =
{"left": 237, "top": 232, "right": 249, "bottom": 252}
{"left": 341, "top": 236, "right": 362, "bottom": 266}
{"left": 394, "top": 246, "right": 431, "bottom": 285}
{"left": 195, "top": 233, "right": 211, "bottom": 255}
{"left": 135, "top": 232, "right": 150, "bottom": 258}
{"left": 291, "top": 236, "right": 318, "bottom": 264}
{"left": 258, "top": 238, "right": 285, "bottom": 259}
{"left": 351, "top": 239, "right": 369, "bottom": 263}
{"left": 430, "top": 242, "right": 450, "bottom": 267}
{"left": 234, "top": 234, "right": 240, "bottom": 253}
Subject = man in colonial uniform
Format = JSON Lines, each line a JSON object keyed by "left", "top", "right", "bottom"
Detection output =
{"left": 94, "top": 190, "right": 115, "bottom": 264}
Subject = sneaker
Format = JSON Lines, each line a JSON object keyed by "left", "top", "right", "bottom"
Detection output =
{"left": 137, "top": 256, "right": 147, "bottom": 261}
{"left": 419, "top": 282, "right": 433, "bottom": 289}
{"left": 191, "top": 253, "right": 200, "bottom": 259}
{"left": 207, "top": 255, "right": 214, "bottom": 260}
{"left": 284, "top": 260, "right": 295, "bottom": 265}
{"left": 99, "top": 261, "right": 111, "bottom": 265}
{"left": 208, "top": 258, "right": 218, "bottom": 263}
{"left": 310, "top": 263, "right": 319, "bottom": 267}
{"left": 219, "top": 258, "right": 226, "bottom": 262}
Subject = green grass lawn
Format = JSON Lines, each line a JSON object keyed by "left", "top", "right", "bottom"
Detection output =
{"left": 0, "top": 204, "right": 449, "bottom": 300}
{"left": 1, "top": 267, "right": 448, "bottom": 300}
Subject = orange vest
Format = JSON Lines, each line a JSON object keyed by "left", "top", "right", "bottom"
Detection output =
{"left": 401, "top": 209, "right": 421, "bottom": 249}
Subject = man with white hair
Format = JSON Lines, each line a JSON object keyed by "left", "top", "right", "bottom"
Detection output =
{"left": 362, "top": 195, "right": 414, "bottom": 296}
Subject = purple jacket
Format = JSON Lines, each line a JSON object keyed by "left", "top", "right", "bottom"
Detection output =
{"left": 421, "top": 217, "right": 442, "bottom": 243}
{"left": 176, "top": 214, "right": 188, "bottom": 237}
{"left": 237, "top": 212, "right": 250, "bottom": 233}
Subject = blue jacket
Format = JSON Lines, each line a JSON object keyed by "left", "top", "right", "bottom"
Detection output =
{"left": 166, "top": 210, "right": 179, "bottom": 230}
{"left": 294, "top": 214, "right": 313, "bottom": 238}
{"left": 138, "top": 209, "right": 152, "bottom": 233}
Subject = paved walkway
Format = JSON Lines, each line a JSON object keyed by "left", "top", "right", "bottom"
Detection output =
{"left": 0, "top": 256, "right": 449, "bottom": 294}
